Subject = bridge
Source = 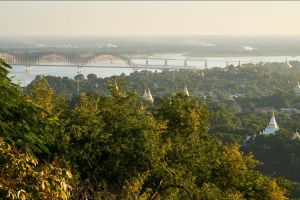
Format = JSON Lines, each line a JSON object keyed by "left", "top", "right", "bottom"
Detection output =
{"left": 0, "top": 51, "right": 207, "bottom": 73}
{"left": 0, "top": 50, "right": 251, "bottom": 73}
{"left": 0, "top": 50, "right": 291, "bottom": 75}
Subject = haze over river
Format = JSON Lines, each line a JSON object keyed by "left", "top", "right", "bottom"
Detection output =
{"left": 8, "top": 54, "right": 300, "bottom": 86}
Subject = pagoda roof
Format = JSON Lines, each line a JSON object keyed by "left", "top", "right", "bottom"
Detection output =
{"left": 262, "top": 112, "right": 279, "bottom": 135}
{"left": 268, "top": 112, "right": 279, "bottom": 129}
{"left": 143, "top": 88, "right": 154, "bottom": 103}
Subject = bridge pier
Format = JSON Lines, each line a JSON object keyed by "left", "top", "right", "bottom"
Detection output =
{"left": 75, "top": 66, "right": 83, "bottom": 93}
{"left": 127, "top": 60, "right": 137, "bottom": 72}
{"left": 77, "top": 66, "right": 84, "bottom": 74}
{"left": 4, "top": 52, "right": 8, "bottom": 63}
{"left": 25, "top": 66, "right": 32, "bottom": 75}
{"left": 238, "top": 60, "right": 243, "bottom": 68}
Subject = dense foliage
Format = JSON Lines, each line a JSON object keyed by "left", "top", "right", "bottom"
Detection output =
{"left": 0, "top": 137, "right": 72, "bottom": 199}
{"left": 29, "top": 61, "right": 300, "bottom": 189}
{"left": 28, "top": 61, "right": 300, "bottom": 99}
{"left": 1, "top": 59, "right": 295, "bottom": 199}
{"left": 0, "top": 59, "right": 72, "bottom": 199}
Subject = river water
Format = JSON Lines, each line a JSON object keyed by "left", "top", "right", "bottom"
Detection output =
{"left": 8, "top": 54, "right": 300, "bottom": 86}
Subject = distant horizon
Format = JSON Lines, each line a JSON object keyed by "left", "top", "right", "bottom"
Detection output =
{"left": 1, "top": 2, "right": 300, "bottom": 36}
{"left": 1, "top": 34, "right": 300, "bottom": 38}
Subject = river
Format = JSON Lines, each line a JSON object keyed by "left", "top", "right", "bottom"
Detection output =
{"left": 8, "top": 54, "right": 300, "bottom": 86}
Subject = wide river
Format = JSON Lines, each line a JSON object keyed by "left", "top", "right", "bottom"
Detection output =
{"left": 8, "top": 54, "right": 300, "bottom": 86}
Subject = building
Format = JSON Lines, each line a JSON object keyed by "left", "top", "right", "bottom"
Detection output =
{"left": 294, "top": 81, "right": 300, "bottom": 96}
{"left": 143, "top": 88, "right": 154, "bottom": 103}
{"left": 227, "top": 95, "right": 236, "bottom": 101}
{"left": 292, "top": 130, "right": 300, "bottom": 140}
{"left": 254, "top": 107, "right": 275, "bottom": 113}
{"left": 280, "top": 108, "right": 300, "bottom": 115}
{"left": 227, "top": 93, "right": 245, "bottom": 101}
{"left": 261, "top": 112, "right": 280, "bottom": 135}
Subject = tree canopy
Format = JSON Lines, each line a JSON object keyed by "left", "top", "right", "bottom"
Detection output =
{"left": 0, "top": 59, "right": 293, "bottom": 199}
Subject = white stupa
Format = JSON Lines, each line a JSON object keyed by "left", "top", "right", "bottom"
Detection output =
{"left": 292, "top": 130, "right": 300, "bottom": 140}
{"left": 183, "top": 85, "right": 190, "bottom": 96}
{"left": 286, "top": 58, "right": 292, "bottom": 68}
{"left": 143, "top": 88, "right": 154, "bottom": 103}
{"left": 262, "top": 111, "right": 279, "bottom": 135}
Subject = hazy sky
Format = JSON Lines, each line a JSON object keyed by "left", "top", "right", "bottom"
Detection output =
{"left": 1, "top": 1, "right": 300, "bottom": 36}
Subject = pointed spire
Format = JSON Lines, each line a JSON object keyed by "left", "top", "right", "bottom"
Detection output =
{"left": 286, "top": 58, "right": 292, "bottom": 68}
{"left": 148, "top": 89, "right": 154, "bottom": 103}
{"left": 183, "top": 84, "right": 189, "bottom": 96}
{"left": 115, "top": 81, "right": 119, "bottom": 91}
{"left": 143, "top": 88, "right": 154, "bottom": 103}
{"left": 262, "top": 111, "right": 279, "bottom": 134}
{"left": 143, "top": 89, "right": 147, "bottom": 97}
{"left": 148, "top": 88, "right": 154, "bottom": 103}
{"left": 269, "top": 111, "right": 279, "bottom": 129}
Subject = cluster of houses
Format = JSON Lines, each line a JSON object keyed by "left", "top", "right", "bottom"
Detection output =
{"left": 254, "top": 107, "right": 300, "bottom": 115}
{"left": 226, "top": 81, "right": 300, "bottom": 115}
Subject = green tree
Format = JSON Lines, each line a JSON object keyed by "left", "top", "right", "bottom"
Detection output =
{"left": 0, "top": 59, "right": 55, "bottom": 156}
{"left": 0, "top": 136, "right": 72, "bottom": 200}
